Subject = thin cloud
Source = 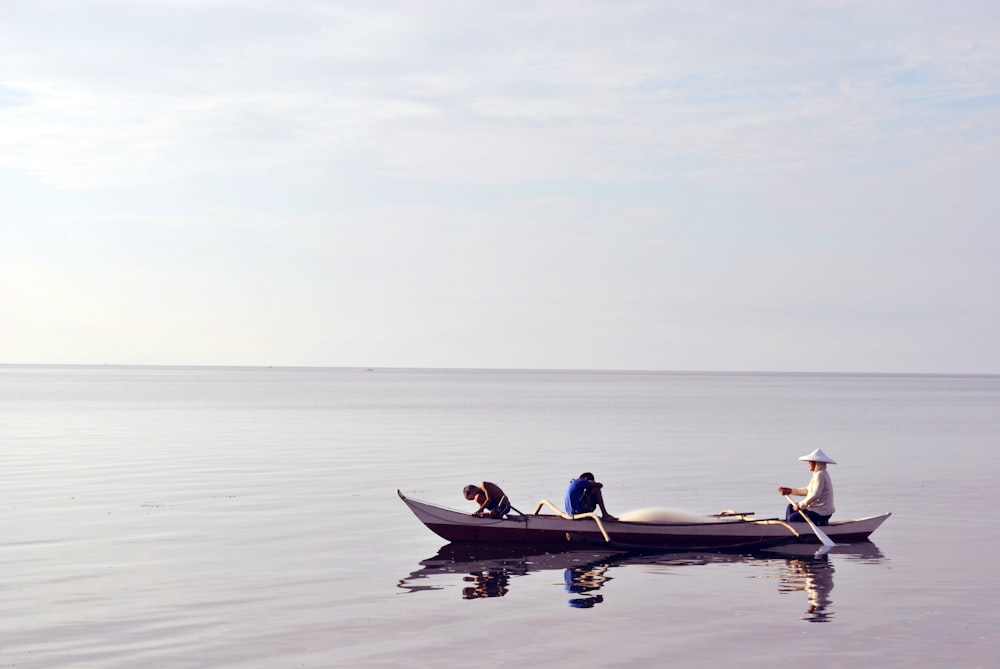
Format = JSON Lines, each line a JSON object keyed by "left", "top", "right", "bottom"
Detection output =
{"left": 1, "top": 1, "right": 997, "bottom": 371}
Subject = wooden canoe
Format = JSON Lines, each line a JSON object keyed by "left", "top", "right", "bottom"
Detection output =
{"left": 399, "top": 490, "right": 890, "bottom": 551}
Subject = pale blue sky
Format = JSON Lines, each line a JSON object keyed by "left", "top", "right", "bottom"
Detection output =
{"left": 2, "top": 1, "right": 998, "bottom": 372}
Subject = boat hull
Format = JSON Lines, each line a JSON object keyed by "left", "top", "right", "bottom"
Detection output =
{"left": 399, "top": 490, "right": 892, "bottom": 551}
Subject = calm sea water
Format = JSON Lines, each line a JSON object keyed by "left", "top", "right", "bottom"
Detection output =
{"left": 2, "top": 365, "right": 998, "bottom": 668}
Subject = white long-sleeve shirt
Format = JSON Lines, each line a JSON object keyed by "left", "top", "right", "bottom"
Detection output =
{"left": 791, "top": 467, "right": 835, "bottom": 517}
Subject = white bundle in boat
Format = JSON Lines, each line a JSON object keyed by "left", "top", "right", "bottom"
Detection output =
{"left": 617, "top": 507, "right": 721, "bottom": 523}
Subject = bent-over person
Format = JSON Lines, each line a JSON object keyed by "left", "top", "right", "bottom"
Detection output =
{"left": 564, "top": 472, "right": 617, "bottom": 521}
{"left": 463, "top": 481, "right": 511, "bottom": 518}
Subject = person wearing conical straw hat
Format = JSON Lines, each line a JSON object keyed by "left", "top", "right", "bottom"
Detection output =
{"left": 777, "top": 448, "right": 836, "bottom": 526}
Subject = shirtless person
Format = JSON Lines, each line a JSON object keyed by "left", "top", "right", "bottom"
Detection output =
{"left": 463, "top": 481, "right": 511, "bottom": 518}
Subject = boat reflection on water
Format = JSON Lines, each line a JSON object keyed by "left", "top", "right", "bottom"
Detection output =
{"left": 398, "top": 541, "right": 889, "bottom": 617}
{"left": 397, "top": 543, "right": 624, "bottom": 605}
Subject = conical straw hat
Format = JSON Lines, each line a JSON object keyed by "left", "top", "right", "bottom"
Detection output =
{"left": 798, "top": 448, "right": 837, "bottom": 464}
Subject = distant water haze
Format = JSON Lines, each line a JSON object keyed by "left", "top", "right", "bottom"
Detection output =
{"left": 2, "top": 365, "right": 998, "bottom": 666}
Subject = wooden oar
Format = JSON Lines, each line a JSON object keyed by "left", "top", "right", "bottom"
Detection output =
{"left": 532, "top": 499, "right": 611, "bottom": 542}
{"left": 785, "top": 495, "right": 836, "bottom": 548}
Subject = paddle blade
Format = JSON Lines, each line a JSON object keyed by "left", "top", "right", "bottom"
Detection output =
{"left": 785, "top": 495, "right": 837, "bottom": 547}
{"left": 811, "top": 523, "right": 837, "bottom": 548}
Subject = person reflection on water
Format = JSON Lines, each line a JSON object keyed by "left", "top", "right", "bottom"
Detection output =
{"left": 777, "top": 448, "right": 836, "bottom": 526}
{"left": 565, "top": 563, "right": 610, "bottom": 608}
{"left": 565, "top": 472, "right": 617, "bottom": 521}
{"left": 463, "top": 481, "right": 511, "bottom": 519}
{"left": 777, "top": 555, "right": 836, "bottom": 623}
{"left": 462, "top": 570, "right": 510, "bottom": 599}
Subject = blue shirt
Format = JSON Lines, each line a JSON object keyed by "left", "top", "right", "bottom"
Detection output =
{"left": 565, "top": 478, "right": 593, "bottom": 515}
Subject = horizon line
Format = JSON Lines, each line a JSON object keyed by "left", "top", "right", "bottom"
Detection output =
{"left": 2, "top": 362, "right": 997, "bottom": 379}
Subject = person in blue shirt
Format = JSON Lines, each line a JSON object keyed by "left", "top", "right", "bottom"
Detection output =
{"left": 564, "top": 472, "right": 616, "bottom": 520}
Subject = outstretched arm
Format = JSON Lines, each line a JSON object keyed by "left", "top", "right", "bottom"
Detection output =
{"left": 473, "top": 481, "right": 505, "bottom": 516}
{"left": 591, "top": 483, "right": 617, "bottom": 521}
{"left": 473, "top": 483, "right": 491, "bottom": 515}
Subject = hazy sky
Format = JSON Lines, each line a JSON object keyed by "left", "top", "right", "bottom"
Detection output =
{"left": 2, "top": 1, "right": 997, "bottom": 373}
